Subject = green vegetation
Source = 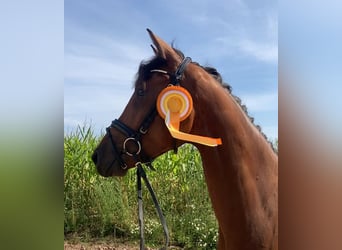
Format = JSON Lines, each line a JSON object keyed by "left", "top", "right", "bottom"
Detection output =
{"left": 64, "top": 125, "right": 218, "bottom": 249}
{"left": 64, "top": 125, "right": 278, "bottom": 249}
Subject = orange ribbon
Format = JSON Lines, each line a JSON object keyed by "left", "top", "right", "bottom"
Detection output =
{"left": 157, "top": 86, "right": 222, "bottom": 147}
{"left": 165, "top": 110, "right": 222, "bottom": 146}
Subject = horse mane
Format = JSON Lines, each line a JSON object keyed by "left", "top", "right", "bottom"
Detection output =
{"left": 134, "top": 47, "right": 276, "bottom": 152}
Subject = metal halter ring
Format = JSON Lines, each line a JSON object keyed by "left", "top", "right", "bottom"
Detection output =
{"left": 123, "top": 137, "right": 142, "bottom": 156}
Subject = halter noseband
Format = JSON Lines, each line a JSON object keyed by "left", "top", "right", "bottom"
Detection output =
{"left": 106, "top": 57, "right": 192, "bottom": 169}
{"left": 106, "top": 107, "right": 157, "bottom": 169}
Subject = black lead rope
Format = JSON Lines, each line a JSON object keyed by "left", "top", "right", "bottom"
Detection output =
{"left": 137, "top": 163, "right": 170, "bottom": 250}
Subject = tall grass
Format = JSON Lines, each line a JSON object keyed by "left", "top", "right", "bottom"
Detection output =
{"left": 64, "top": 124, "right": 218, "bottom": 249}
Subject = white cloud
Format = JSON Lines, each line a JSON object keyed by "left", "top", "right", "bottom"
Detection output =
{"left": 64, "top": 54, "right": 137, "bottom": 84}
{"left": 241, "top": 92, "right": 278, "bottom": 112}
{"left": 197, "top": 4, "right": 278, "bottom": 64}
{"left": 212, "top": 12, "right": 278, "bottom": 63}
{"left": 64, "top": 28, "right": 146, "bottom": 133}
{"left": 64, "top": 25, "right": 152, "bottom": 85}
{"left": 262, "top": 125, "right": 278, "bottom": 141}
{"left": 238, "top": 39, "right": 278, "bottom": 63}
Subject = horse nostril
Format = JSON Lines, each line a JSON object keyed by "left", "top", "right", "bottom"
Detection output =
{"left": 91, "top": 151, "right": 98, "bottom": 165}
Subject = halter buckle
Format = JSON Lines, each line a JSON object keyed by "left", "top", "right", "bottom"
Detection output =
{"left": 121, "top": 163, "right": 128, "bottom": 170}
{"left": 139, "top": 127, "right": 148, "bottom": 134}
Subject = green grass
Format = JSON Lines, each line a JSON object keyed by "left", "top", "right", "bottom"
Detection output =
{"left": 64, "top": 124, "right": 218, "bottom": 249}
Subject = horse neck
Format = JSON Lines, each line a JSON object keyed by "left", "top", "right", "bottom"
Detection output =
{"left": 185, "top": 67, "right": 278, "bottom": 249}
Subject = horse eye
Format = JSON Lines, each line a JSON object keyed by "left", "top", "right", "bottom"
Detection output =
{"left": 137, "top": 89, "right": 145, "bottom": 96}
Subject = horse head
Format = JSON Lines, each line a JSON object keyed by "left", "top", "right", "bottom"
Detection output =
{"left": 92, "top": 29, "right": 196, "bottom": 177}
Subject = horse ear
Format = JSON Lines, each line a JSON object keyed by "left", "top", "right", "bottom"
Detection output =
{"left": 150, "top": 44, "right": 158, "bottom": 55}
{"left": 147, "top": 29, "right": 180, "bottom": 63}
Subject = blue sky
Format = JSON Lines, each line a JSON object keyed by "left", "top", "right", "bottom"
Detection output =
{"left": 64, "top": 0, "right": 278, "bottom": 140}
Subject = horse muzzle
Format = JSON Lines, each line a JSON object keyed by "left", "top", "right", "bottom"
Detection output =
{"left": 91, "top": 149, "right": 128, "bottom": 177}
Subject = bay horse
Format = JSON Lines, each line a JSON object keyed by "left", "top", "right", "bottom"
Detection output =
{"left": 92, "top": 29, "right": 278, "bottom": 250}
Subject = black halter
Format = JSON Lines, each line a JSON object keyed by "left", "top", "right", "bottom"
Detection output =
{"left": 106, "top": 57, "right": 191, "bottom": 250}
{"left": 107, "top": 106, "right": 157, "bottom": 169}
{"left": 106, "top": 57, "right": 192, "bottom": 169}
